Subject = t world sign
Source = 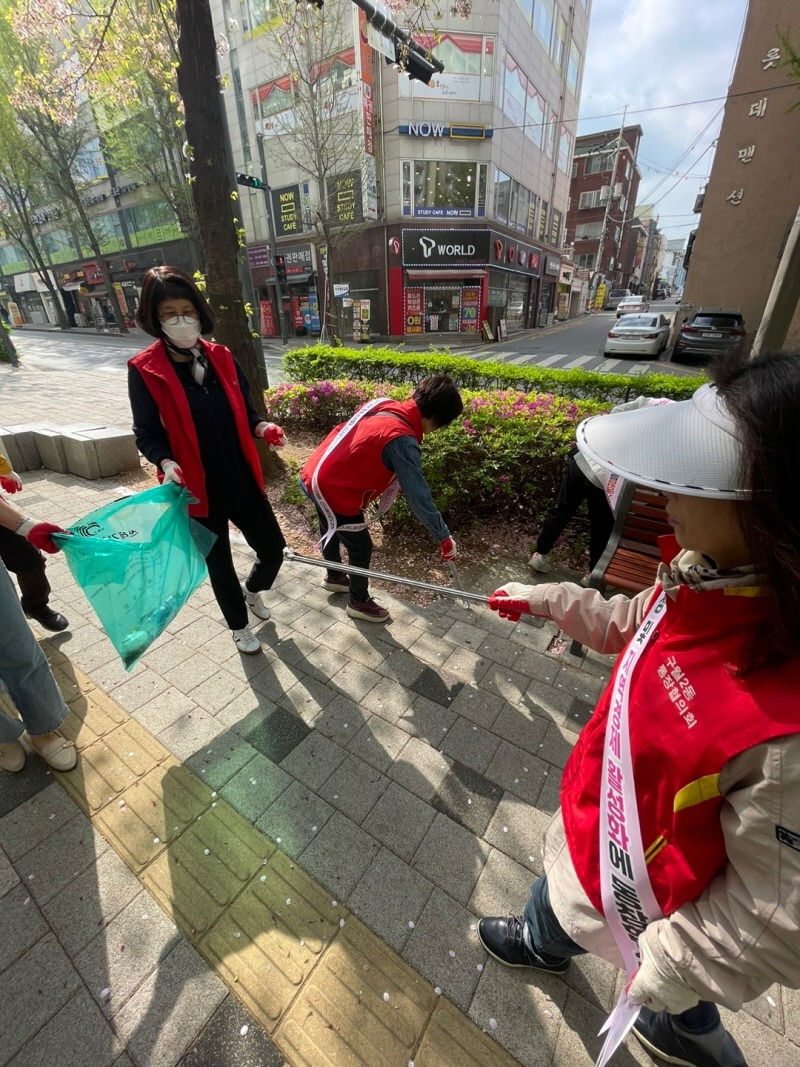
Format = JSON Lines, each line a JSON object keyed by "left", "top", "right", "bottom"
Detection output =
{"left": 402, "top": 228, "right": 490, "bottom": 267}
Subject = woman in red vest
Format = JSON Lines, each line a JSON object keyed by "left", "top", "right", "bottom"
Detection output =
{"left": 481, "top": 352, "right": 800, "bottom": 1067}
{"left": 128, "top": 267, "right": 286, "bottom": 655}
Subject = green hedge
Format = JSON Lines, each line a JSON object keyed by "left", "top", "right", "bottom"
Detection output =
{"left": 265, "top": 379, "right": 605, "bottom": 527}
{"left": 283, "top": 343, "right": 706, "bottom": 404}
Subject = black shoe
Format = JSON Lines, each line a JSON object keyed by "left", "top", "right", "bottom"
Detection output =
{"left": 478, "top": 915, "right": 571, "bottom": 974}
{"left": 632, "top": 1008, "right": 749, "bottom": 1067}
{"left": 26, "top": 607, "right": 69, "bottom": 632}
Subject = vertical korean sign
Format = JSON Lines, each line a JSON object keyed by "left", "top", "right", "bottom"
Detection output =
{"left": 356, "top": 9, "right": 379, "bottom": 221}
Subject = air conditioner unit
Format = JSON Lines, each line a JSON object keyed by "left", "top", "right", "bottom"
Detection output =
{"left": 600, "top": 185, "right": 610, "bottom": 203}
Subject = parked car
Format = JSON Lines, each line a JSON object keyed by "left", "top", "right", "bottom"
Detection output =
{"left": 615, "top": 295, "right": 650, "bottom": 317}
{"left": 604, "top": 288, "right": 631, "bottom": 311}
{"left": 672, "top": 307, "right": 745, "bottom": 363}
{"left": 604, "top": 313, "right": 671, "bottom": 357}
{"left": 654, "top": 288, "right": 668, "bottom": 300}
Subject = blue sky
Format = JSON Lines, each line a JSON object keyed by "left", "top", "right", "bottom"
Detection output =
{"left": 578, "top": 0, "right": 749, "bottom": 245}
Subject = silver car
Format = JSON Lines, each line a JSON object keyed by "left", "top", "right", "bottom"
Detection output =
{"left": 615, "top": 295, "right": 650, "bottom": 318}
{"left": 604, "top": 313, "right": 671, "bottom": 357}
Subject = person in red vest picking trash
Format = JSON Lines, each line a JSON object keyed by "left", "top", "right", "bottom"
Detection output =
{"left": 128, "top": 266, "right": 287, "bottom": 656}
{"left": 301, "top": 374, "right": 462, "bottom": 623}
{"left": 482, "top": 352, "right": 800, "bottom": 1067}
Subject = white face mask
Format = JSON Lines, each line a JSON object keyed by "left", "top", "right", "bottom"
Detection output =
{"left": 161, "top": 317, "right": 202, "bottom": 349}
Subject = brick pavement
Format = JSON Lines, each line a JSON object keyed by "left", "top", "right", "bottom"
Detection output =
{"left": 1, "top": 364, "right": 798, "bottom": 1066}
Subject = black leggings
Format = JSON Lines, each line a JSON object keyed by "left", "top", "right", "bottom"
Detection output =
{"left": 314, "top": 504, "right": 372, "bottom": 602}
{"left": 195, "top": 493, "right": 286, "bottom": 630}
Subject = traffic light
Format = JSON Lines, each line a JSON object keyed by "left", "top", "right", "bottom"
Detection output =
{"left": 392, "top": 38, "right": 444, "bottom": 87}
{"left": 275, "top": 254, "right": 287, "bottom": 283}
{"left": 236, "top": 172, "right": 265, "bottom": 190}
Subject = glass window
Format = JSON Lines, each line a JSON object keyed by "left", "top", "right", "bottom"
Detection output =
{"left": 73, "top": 138, "right": 107, "bottom": 184}
{"left": 403, "top": 34, "right": 495, "bottom": 103}
{"left": 501, "top": 49, "right": 527, "bottom": 128}
{"left": 558, "top": 126, "right": 572, "bottom": 173}
{"left": 575, "top": 221, "right": 603, "bottom": 239}
{"left": 477, "top": 163, "right": 487, "bottom": 215}
{"left": 123, "top": 201, "right": 182, "bottom": 247}
{"left": 251, "top": 76, "right": 297, "bottom": 137}
{"left": 0, "top": 243, "right": 28, "bottom": 273}
{"left": 533, "top": 0, "right": 555, "bottom": 51}
{"left": 578, "top": 189, "right": 602, "bottom": 209}
{"left": 494, "top": 169, "right": 511, "bottom": 225}
{"left": 576, "top": 253, "right": 595, "bottom": 269}
{"left": 567, "top": 39, "right": 582, "bottom": 96}
{"left": 402, "top": 161, "right": 412, "bottom": 214}
{"left": 315, "top": 50, "right": 359, "bottom": 116}
{"left": 41, "top": 229, "right": 79, "bottom": 264}
{"left": 410, "top": 160, "right": 486, "bottom": 217}
{"left": 524, "top": 81, "right": 546, "bottom": 148}
{"left": 509, "top": 180, "right": 519, "bottom": 230}
{"left": 585, "top": 153, "right": 612, "bottom": 174}
{"left": 244, "top": 0, "right": 281, "bottom": 36}
{"left": 512, "top": 0, "right": 533, "bottom": 23}
{"left": 537, "top": 200, "right": 549, "bottom": 243}
{"left": 545, "top": 110, "right": 557, "bottom": 158}
{"left": 553, "top": 13, "right": 567, "bottom": 69}
{"left": 516, "top": 185, "right": 531, "bottom": 234}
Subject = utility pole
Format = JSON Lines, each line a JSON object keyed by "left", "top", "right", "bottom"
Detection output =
{"left": 592, "top": 105, "right": 627, "bottom": 306}
{"left": 256, "top": 133, "right": 289, "bottom": 346}
{"left": 750, "top": 206, "right": 800, "bottom": 358}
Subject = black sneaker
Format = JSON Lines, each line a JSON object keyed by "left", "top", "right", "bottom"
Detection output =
{"left": 478, "top": 915, "right": 571, "bottom": 974}
{"left": 322, "top": 572, "right": 350, "bottom": 593}
{"left": 632, "top": 1008, "right": 749, "bottom": 1067}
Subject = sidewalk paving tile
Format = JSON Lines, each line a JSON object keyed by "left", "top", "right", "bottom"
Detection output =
{"left": 0, "top": 758, "right": 57, "bottom": 820}
{"left": 469, "top": 848, "right": 536, "bottom": 918}
{"left": 412, "top": 812, "right": 490, "bottom": 905}
{"left": 20, "top": 810, "right": 108, "bottom": 906}
{"left": 135, "top": 687, "right": 199, "bottom": 736}
{"left": 6, "top": 988, "right": 123, "bottom": 1067}
{"left": 278, "top": 731, "right": 347, "bottom": 791}
{"left": 300, "top": 811, "right": 380, "bottom": 898}
{"left": 433, "top": 762, "right": 503, "bottom": 836}
{"left": 347, "top": 715, "right": 409, "bottom": 773}
{"left": 241, "top": 704, "right": 312, "bottom": 764}
{"left": 416, "top": 997, "right": 524, "bottom": 1067}
{"left": 43, "top": 847, "right": 143, "bottom": 956}
{"left": 59, "top": 688, "right": 128, "bottom": 751}
{"left": 111, "top": 668, "right": 170, "bottom": 714}
{"left": 538, "top": 721, "right": 582, "bottom": 769}
{"left": 199, "top": 850, "right": 344, "bottom": 1034}
{"left": 0, "top": 782, "right": 79, "bottom": 861}
{"left": 220, "top": 753, "right": 293, "bottom": 822}
{"left": 94, "top": 758, "right": 212, "bottom": 873}
{"left": 256, "top": 781, "right": 335, "bottom": 858}
{"left": 312, "top": 693, "right": 368, "bottom": 744}
{"left": 448, "top": 685, "right": 507, "bottom": 730}
{"left": 319, "top": 752, "right": 389, "bottom": 823}
{"left": 492, "top": 704, "right": 550, "bottom": 756}
{"left": 410, "top": 665, "right": 464, "bottom": 707}
{"left": 484, "top": 743, "right": 549, "bottom": 806}
{"left": 328, "top": 660, "right": 384, "bottom": 703}
{"left": 388, "top": 736, "right": 454, "bottom": 802}
{"left": 142, "top": 800, "right": 272, "bottom": 939}
{"left": 112, "top": 938, "right": 228, "bottom": 1066}
{"left": 0, "top": 883, "right": 49, "bottom": 973}
{"left": 402, "top": 693, "right": 458, "bottom": 743}
{"left": 401, "top": 887, "right": 485, "bottom": 1013}
{"left": 0, "top": 933, "right": 82, "bottom": 1061}
{"left": 0, "top": 846, "right": 19, "bottom": 897}
{"left": 361, "top": 781, "right": 437, "bottom": 863}
{"left": 158, "top": 708, "right": 226, "bottom": 761}
{"left": 349, "top": 847, "right": 434, "bottom": 952}
{"left": 280, "top": 675, "right": 336, "bottom": 725}
{"left": 275, "top": 918, "right": 435, "bottom": 1066}
{"left": 181, "top": 995, "right": 285, "bottom": 1067}
{"left": 362, "top": 676, "right": 416, "bottom": 721}
{"left": 440, "top": 718, "right": 501, "bottom": 775}
{"left": 484, "top": 794, "right": 550, "bottom": 875}
{"left": 74, "top": 887, "right": 181, "bottom": 1019}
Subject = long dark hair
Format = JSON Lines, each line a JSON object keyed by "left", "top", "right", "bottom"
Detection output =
{"left": 136, "top": 266, "right": 215, "bottom": 338}
{"left": 714, "top": 351, "right": 800, "bottom": 671}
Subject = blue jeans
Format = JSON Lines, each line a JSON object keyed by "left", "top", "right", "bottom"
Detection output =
{"left": 0, "top": 560, "right": 68, "bottom": 743}
{"left": 524, "top": 875, "right": 721, "bottom": 1034}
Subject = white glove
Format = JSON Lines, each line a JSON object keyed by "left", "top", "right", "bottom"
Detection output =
{"left": 161, "top": 459, "right": 185, "bottom": 486}
{"left": 627, "top": 935, "right": 701, "bottom": 1015}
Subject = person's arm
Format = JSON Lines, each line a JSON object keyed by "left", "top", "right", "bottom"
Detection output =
{"left": 0, "top": 494, "right": 66, "bottom": 552}
{"left": 233, "top": 357, "right": 286, "bottom": 447}
{"left": 490, "top": 581, "right": 656, "bottom": 654}
{"left": 128, "top": 364, "right": 173, "bottom": 469}
{"left": 635, "top": 736, "right": 800, "bottom": 1011}
{"left": 382, "top": 435, "right": 449, "bottom": 541}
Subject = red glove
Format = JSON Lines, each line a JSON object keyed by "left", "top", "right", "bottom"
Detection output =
{"left": 488, "top": 582, "right": 534, "bottom": 622}
{"left": 439, "top": 536, "right": 458, "bottom": 561}
{"left": 26, "top": 522, "right": 67, "bottom": 554}
{"left": 257, "top": 422, "right": 287, "bottom": 450}
{"left": 0, "top": 472, "right": 22, "bottom": 493}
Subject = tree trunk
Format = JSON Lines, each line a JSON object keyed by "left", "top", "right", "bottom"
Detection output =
{"left": 175, "top": 0, "right": 282, "bottom": 478}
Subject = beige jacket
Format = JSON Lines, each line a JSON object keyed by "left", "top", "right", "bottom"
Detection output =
{"left": 529, "top": 577, "right": 800, "bottom": 1011}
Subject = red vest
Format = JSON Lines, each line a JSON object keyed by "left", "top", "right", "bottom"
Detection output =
{"left": 301, "top": 398, "right": 423, "bottom": 515}
{"left": 129, "top": 339, "right": 263, "bottom": 517}
{"left": 561, "top": 538, "right": 800, "bottom": 917}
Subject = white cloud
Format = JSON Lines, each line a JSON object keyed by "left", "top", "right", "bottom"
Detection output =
{"left": 578, "top": 0, "right": 748, "bottom": 243}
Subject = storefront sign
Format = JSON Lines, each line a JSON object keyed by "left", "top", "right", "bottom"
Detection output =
{"left": 260, "top": 299, "right": 276, "bottom": 337}
{"left": 404, "top": 288, "right": 424, "bottom": 334}
{"left": 545, "top": 255, "right": 561, "bottom": 276}
{"left": 402, "top": 228, "right": 490, "bottom": 266}
{"left": 399, "top": 122, "right": 491, "bottom": 139}
{"left": 328, "top": 171, "right": 363, "bottom": 225}
{"left": 333, "top": 283, "right": 350, "bottom": 297}
{"left": 271, "top": 185, "right": 302, "bottom": 237}
{"left": 247, "top": 244, "right": 271, "bottom": 270}
{"left": 460, "top": 287, "right": 480, "bottom": 333}
{"left": 490, "top": 234, "right": 542, "bottom": 275}
{"left": 549, "top": 209, "right": 563, "bottom": 249}
{"left": 281, "top": 244, "right": 313, "bottom": 275}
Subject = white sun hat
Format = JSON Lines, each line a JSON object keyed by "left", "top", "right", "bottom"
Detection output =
{"left": 575, "top": 384, "right": 747, "bottom": 499}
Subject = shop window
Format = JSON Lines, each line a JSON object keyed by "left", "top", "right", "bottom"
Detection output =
{"left": 314, "top": 49, "right": 359, "bottom": 116}
{"left": 400, "top": 33, "right": 495, "bottom": 102}
{"left": 567, "top": 39, "right": 582, "bottom": 96}
{"left": 405, "top": 160, "right": 487, "bottom": 217}
{"left": 123, "top": 201, "right": 182, "bottom": 247}
{"left": 533, "top": 0, "right": 555, "bottom": 51}
{"left": 251, "top": 76, "right": 298, "bottom": 137}
{"left": 0, "top": 243, "right": 28, "bottom": 274}
{"left": 93, "top": 213, "right": 125, "bottom": 253}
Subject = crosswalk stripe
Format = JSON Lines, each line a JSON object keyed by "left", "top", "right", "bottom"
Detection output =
{"left": 535, "top": 353, "right": 570, "bottom": 367}
{"left": 561, "top": 355, "right": 594, "bottom": 369}
{"left": 594, "top": 358, "right": 623, "bottom": 373}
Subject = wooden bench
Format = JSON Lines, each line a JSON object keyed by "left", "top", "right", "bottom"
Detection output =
{"left": 570, "top": 481, "right": 671, "bottom": 656}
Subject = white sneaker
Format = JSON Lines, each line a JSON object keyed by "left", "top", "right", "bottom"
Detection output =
{"left": 232, "top": 625, "right": 260, "bottom": 654}
{"left": 527, "top": 552, "right": 551, "bottom": 573}
{"left": 241, "top": 581, "right": 271, "bottom": 620}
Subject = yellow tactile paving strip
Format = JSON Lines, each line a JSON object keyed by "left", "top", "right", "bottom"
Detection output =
{"left": 42, "top": 640, "right": 521, "bottom": 1067}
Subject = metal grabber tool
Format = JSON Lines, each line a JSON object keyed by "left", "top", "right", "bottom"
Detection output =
{"left": 282, "top": 547, "right": 490, "bottom": 606}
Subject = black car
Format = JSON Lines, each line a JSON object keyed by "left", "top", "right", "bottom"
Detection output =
{"left": 672, "top": 307, "right": 745, "bottom": 363}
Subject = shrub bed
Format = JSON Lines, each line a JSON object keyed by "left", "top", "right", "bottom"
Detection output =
{"left": 264, "top": 379, "right": 605, "bottom": 527}
{"left": 283, "top": 343, "right": 706, "bottom": 404}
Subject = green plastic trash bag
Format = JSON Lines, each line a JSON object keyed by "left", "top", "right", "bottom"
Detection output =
{"left": 54, "top": 483, "right": 216, "bottom": 669}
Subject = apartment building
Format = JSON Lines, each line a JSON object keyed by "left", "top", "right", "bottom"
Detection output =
{"left": 564, "top": 124, "right": 642, "bottom": 292}
{"left": 216, "top": 0, "right": 592, "bottom": 337}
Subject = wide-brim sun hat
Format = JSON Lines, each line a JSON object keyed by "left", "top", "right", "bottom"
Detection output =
{"left": 576, "top": 383, "right": 747, "bottom": 499}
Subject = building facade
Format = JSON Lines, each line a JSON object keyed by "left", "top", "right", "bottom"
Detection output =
{"left": 563, "top": 124, "right": 642, "bottom": 294}
{"left": 681, "top": 1, "right": 800, "bottom": 344}
{"left": 216, "top": 0, "right": 592, "bottom": 338}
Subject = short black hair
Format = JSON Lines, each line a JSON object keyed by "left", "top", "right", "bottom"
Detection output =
{"left": 412, "top": 373, "right": 463, "bottom": 428}
{"left": 136, "top": 266, "right": 215, "bottom": 338}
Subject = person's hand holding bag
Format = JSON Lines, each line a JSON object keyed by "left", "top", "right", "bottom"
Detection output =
{"left": 161, "top": 459, "right": 185, "bottom": 486}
